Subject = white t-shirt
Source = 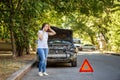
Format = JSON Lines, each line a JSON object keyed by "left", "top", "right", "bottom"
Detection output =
{"left": 37, "top": 30, "right": 48, "bottom": 48}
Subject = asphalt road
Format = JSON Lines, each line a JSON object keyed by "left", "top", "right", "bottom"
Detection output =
{"left": 22, "top": 52, "right": 120, "bottom": 80}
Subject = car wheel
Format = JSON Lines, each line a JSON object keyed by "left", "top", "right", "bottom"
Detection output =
{"left": 71, "top": 58, "right": 77, "bottom": 67}
{"left": 79, "top": 48, "right": 82, "bottom": 51}
{"left": 36, "top": 52, "right": 40, "bottom": 67}
{"left": 91, "top": 48, "right": 95, "bottom": 50}
{"left": 36, "top": 62, "right": 39, "bottom": 67}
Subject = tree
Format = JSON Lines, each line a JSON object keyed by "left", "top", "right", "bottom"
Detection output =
{"left": 0, "top": 0, "right": 120, "bottom": 57}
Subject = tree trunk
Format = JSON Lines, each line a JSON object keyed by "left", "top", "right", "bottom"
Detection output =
{"left": 17, "top": 47, "right": 23, "bottom": 56}
{"left": 22, "top": 26, "right": 30, "bottom": 55}
{"left": 9, "top": 12, "right": 16, "bottom": 57}
{"left": 26, "top": 46, "right": 30, "bottom": 54}
{"left": 90, "top": 36, "right": 95, "bottom": 45}
{"left": 9, "top": 24, "right": 16, "bottom": 57}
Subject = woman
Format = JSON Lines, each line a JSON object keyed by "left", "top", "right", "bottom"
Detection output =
{"left": 37, "top": 23, "right": 56, "bottom": 76}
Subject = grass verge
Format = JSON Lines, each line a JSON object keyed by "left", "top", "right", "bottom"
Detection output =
{"left": 0, "top": 53, "right": 35, "bottom": 80}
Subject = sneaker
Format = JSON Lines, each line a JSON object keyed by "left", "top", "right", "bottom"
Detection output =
{"left": 43, "top": 72, "right": 48, "bottom": 76}
{"left": 38, "top": 72, "right": 43, "bottom": 76}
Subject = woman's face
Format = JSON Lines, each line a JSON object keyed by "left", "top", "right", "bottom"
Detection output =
{"left": 43, "top": 24, "right": 49, "bottom": 31}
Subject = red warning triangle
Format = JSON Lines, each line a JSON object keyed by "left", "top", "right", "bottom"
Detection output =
{"left": 79, "top": 59, "right": 94, "bottom": 72}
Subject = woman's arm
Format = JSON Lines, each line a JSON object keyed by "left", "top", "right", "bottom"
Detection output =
{"left": 38, "top": 32, "right": 43, "bottom": 40}
{"left": 48, "top": 28, "right": 56, "bottom": 36}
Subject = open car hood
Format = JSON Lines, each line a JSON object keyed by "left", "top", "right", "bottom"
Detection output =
{"left": 48, "top": 26, "right": 73, "bottom": 42}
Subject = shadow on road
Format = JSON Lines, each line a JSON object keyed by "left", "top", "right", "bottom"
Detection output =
{"left": 47, "top": 63, "right": 71, "bottom": 68}
{"left": 35, "top": 62, "right": 72, "bottom": 68}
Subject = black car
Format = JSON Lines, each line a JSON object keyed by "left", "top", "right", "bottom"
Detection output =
{"left": 36, "top": 27, "right": 77, "bottom": 67}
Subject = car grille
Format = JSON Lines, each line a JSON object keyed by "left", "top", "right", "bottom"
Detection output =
{"left": 48, "top": 49, "right": 70, "bottom": 58}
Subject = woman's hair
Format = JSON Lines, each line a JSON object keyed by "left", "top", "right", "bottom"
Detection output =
{"left": 41, "top": 23, "right": 49, "bottom": 30}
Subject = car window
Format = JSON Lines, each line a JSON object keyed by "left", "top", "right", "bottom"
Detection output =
{"left": 73, "top": 39, "right": 81, "bottom": 44}
{"left": 84, "top": 44, "right": 93, "bottom": 46}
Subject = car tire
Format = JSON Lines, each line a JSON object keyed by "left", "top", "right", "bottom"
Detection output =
{"left": 79, "top": 48, "right": 82, "bottom": 51}
{"left": 91, "top": 48, "right": 95, "bottom": 50}
{"left": 36, "top": 62, "right": 39, "bottom": 67}
{"left": 71, "top": 58, "right": 77, "bottom": 67}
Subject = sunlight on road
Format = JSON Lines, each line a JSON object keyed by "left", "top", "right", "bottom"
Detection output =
{"left": 78, "top": 50, "right": 101, "bottom": 55}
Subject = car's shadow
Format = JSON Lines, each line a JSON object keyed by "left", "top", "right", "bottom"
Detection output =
{"left": 47, "top": 63, "right": 71, "bottom": 68}
{"left": 35, "top": 62, "right": 72, "bottom": 68}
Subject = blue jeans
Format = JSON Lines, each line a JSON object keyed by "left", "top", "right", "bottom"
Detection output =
{"left": 37, "top": 48, "right": 48, "bottom": 72}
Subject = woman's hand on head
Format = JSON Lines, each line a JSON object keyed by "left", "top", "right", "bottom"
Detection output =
{"left": 48, "top": 27, "right": 56, "bottom": 36}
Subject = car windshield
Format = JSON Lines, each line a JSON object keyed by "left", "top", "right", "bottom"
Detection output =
{"left": 48, "top": 40, "right": 71, "bottom": 44}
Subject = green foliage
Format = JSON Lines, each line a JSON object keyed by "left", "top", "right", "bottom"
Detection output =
{"left": 0, "top": 0, "right": 120, "bottom": 56}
